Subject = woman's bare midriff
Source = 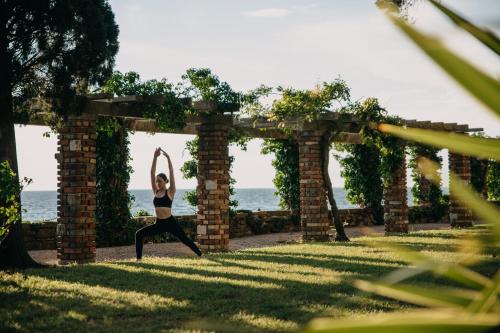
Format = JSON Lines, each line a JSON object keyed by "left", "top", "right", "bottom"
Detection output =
{"left": 155, "top": 207, "right": 172, "bottom": 219}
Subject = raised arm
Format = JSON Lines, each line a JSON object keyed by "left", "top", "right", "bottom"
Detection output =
{"left": 151, "top": 148, "right": 161, "bottom": 193}
{"left": 162, "top": 150, "right": 176, "bottom": 196}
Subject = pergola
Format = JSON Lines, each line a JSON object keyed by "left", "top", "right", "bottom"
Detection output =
{"left": 21, "top": 95, "right": 482, "bottom": 264}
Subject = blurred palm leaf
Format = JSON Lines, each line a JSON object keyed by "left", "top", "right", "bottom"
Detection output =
{"left": 418, "top": 157, "right": 500, "bottom": 242}
{"left": 302, "top": 1, "right": 500, "bottom": 332}
{"left": 428, "top": 0, "right": 500, "bottom": 56}
{"left": 354, "top": 280, "right": 478, "bottom": 308}
{"left": 377, "top": 123, "right": 500, "bottom": 161}
{"left": 467, "top": 271, "right": 500, "bottom": 313}
{"left": 382, "top": 1, "right": 500, "bottom": 118}
{"left": 363, "top": 238, "right": 492, "bottom": 288}
{"left": 303, "top": 311, "right": 499, "bottom": 333}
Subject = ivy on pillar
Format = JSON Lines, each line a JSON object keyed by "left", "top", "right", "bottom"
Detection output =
{"left": 196, "top": 113, "right": 231, "bottom": 252}
{"left": 383, "top": 148, "right": 409, "bottom": 233}
{"left": 56, "top": 115, "right": 97, "bottom": 264}
{"left": 449, "top": 152, "right": 473, "bottom": 227}
{"left": 416, "top": 174, "right": 432, "bottom": 206}
{"left": 298, "top": 129, "right": 330, "bottom": 241}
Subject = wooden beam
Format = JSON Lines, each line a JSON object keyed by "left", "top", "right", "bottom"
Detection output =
{"left": 331, "top": 132, "right": 362, "bottom": 144}
{"left": 430, "top": 122, "right": 444, "bottom": 130}
{"left": 464, "top": 127, "right": 484, "bottom": 132}
{"left": 16, "top": 96, "right": 480, "bottom": 139}
{"left": 415, "top": 121, "right": 431, "bottom": 128}
{"left": 443, "top": 122, "right": 458, "bottom": 130}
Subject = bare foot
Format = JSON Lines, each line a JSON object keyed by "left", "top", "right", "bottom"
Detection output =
{"left": 136, "top": 258, "right": 142, "bottom": 262}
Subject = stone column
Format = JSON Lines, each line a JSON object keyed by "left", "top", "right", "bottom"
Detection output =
{"left": 298, "top": 129, "right": 330, "bottom": 241}
{"left": 384, "top": 150, "right": 409, "bottom": 233}
{"left": 196, "top": 115, "right": 231, "bottom": 252}
{"left": 56, "top": 115, "right": 97, "bottom": 265}
{"left": 448, "top": 152, "right": 473, "bottom": 227}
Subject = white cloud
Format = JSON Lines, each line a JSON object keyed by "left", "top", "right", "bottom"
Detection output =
{"left": 291, "top": 4, "right": 318, "bottom": 10}
{"left": 243, "top": 8, "right": 291, "bottom": 18}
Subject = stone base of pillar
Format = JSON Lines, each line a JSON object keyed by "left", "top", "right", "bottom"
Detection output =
{"left": 302, "top": 233, "right": 330, "bottom": 242}
{"left": 384, "top": 220, "right": 409, "bottom": 233}
{"left": 450, "top": 207, "right": 473, "bottom": 228}
{"left": 450, "top": 222, "right": 473, "bottom": 228}
{"left": 56, "top": 116, "right": 97, "bottom": 265}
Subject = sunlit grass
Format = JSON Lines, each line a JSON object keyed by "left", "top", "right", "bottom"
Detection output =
{"left": 1, "top": 227, "right": 497, "bottom": 333}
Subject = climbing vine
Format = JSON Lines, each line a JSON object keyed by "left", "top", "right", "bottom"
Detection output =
{"left": 0, "top": 161, "right": 32, "bottom": 242}
{"left": 178, "top": 69, "right": 253, "bottom": 215}
{"left": 407, "top": 144, "right": 443, "bottom": 202}
{"left": 261, "top": 138, "right": 300, "bottom": 214}
{"left": 96, "top": 71, "right": 192, "bottom": 246}
{"left": 181, "top": 132, "right": 250, "bottom": 215}
{"left": 102, "top": 71, "right": 191, "bottom": 132}
{"left": 242, "top": 80, "right": 350, "bottom": 133}
{"left": 470, "top": 156, "right": 489, "bottom": 198}
{"left": 103, "top": 69, "right": 260, "bottom": 219}
{"left": 336, "top": 143, "right": 384, "bottom": 224}
{"left": 179, "top": 68, "right": 241, "bottom": 114}
{"left": 180, "top": 136, "right": 199, "bottom": 209}
{"left": 487, "top": 159, "right": 500, "bottom": 201}
{"left": 242, "top": 80, "right": 353, "bottom": 239}
{"left": 467, "top": 133, "right": 500, "bottom": 201}
{"left": 335, "top": 98, "right": 405, "bottom": 225}
{"left": 265, "top": 80, "right": 350, "bottom": 122}
{"left": 95, "top": 117, "right": 136, "bottom": 246}
{"left": 407, "top": 144, "right": 447, "bottom": 222}
{"left": 244, "top": 80, "right": 352, "bottom": 216}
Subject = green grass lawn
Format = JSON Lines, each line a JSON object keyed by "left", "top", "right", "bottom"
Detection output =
{"left": 1, "top": 227, "right": 498, "bottom": 333}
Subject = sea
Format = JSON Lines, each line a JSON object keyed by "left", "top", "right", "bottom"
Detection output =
{"left": 20, "top": 188, "right": 419, "bottom": 222}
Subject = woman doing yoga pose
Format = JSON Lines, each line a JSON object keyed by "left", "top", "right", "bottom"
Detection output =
{"left": 135, "top": 147, "right": 202, "bottom": 261}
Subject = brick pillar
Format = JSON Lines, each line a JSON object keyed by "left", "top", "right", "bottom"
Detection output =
{"left": 56, "top": 115, "right": 97, "bottom": 264}
{"left": 298, "top": 130, "right": 330, "bottom": 241}
{"left": 384, "top": 150, "right": 409, "bottom": 233}
{"left": 196, "top": 116, "right": 231, "bottom": 252}
{"left": 448, "top": 152, "right": 473, "bottom": 227}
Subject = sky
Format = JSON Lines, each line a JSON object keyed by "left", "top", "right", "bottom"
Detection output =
{"left": 15, "top": 0, "right": 500, "bottom": 191}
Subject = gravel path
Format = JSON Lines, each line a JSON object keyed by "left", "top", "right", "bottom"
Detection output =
{"left": 29, "top": 223, "right": 451, "bottom": 265}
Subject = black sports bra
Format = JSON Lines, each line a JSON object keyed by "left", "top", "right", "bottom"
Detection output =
{"left": 153, "top": 190, "right": 173, "bottom": 208}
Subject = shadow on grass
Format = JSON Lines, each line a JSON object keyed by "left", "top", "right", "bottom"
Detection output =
{"left": 12, "top": 247, "right": 409, "bottom": 333}
{"left": 3, "top": 228, "right": 498, "bottom": 332}
{"left": 241, "top": 249, "right": 409, "bottom": 266}
{"left": 0, "top": 275, "right": 190, "bottom": 332}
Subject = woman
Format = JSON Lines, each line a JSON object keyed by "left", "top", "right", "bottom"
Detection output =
{"left": 135, "top": 147, "right": 202, "bottom": 261}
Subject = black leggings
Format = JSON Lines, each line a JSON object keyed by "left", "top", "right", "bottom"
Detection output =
{"left": 135, "top": 215, "right": 202, "bottom": 259}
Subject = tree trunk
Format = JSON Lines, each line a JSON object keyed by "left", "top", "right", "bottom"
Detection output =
{"left": 321, "top": 131, "right": 349, "bottom": 241}
{"left": 0, "top": 42, "right": 41, "bottom": 269}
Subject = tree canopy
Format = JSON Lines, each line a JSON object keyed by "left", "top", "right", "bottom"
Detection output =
{"left": 0, "top": 0, "right": 119, "bottom": 269}
{"left": 2, "top": 0, "right": 119, "bottom": 119}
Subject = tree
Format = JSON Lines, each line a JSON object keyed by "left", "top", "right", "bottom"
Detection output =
{"left": 0, "top": 0, "right": 119, "bottom": 269}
